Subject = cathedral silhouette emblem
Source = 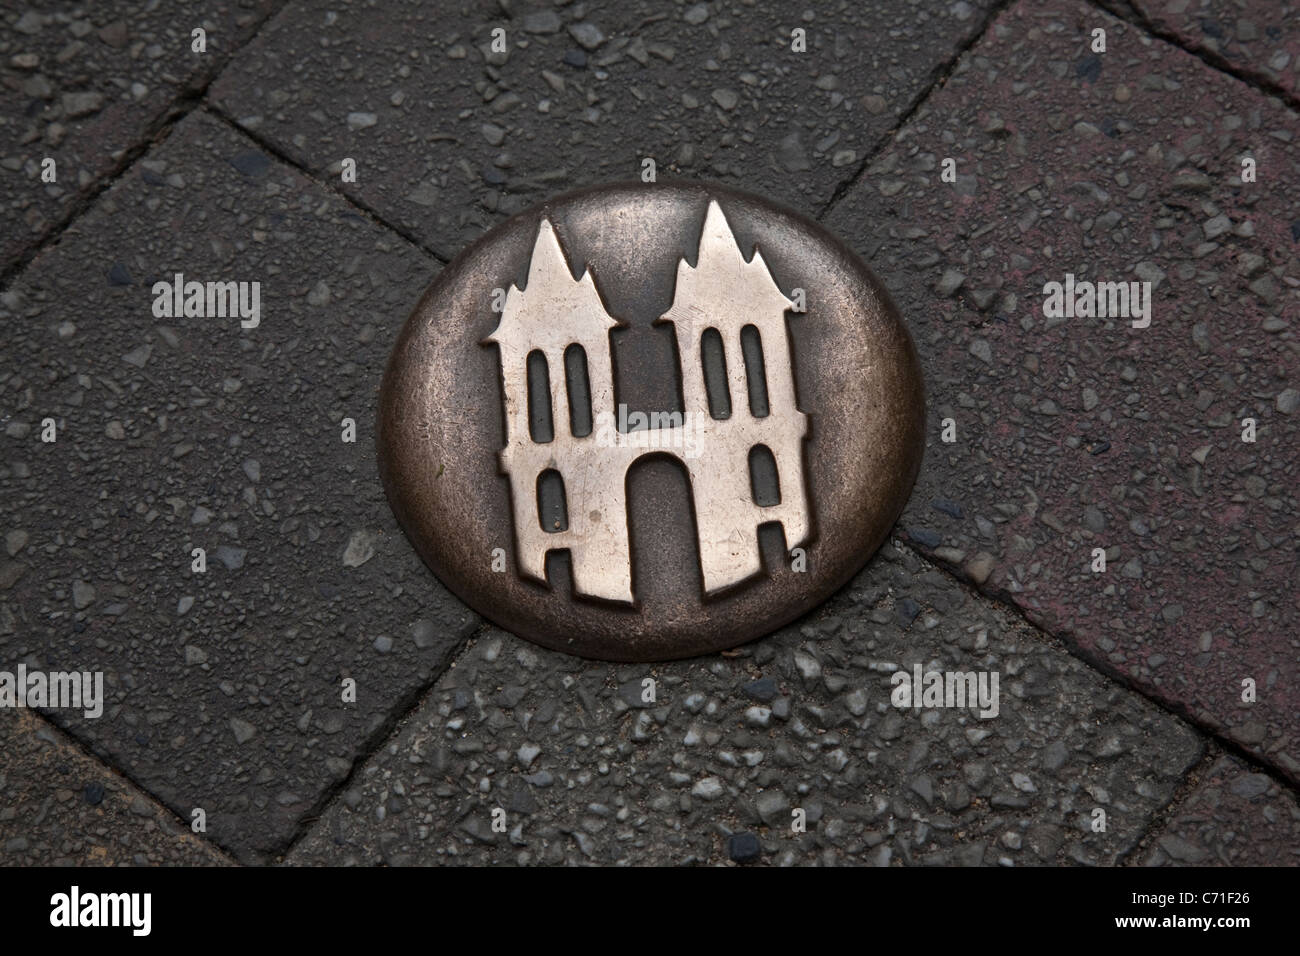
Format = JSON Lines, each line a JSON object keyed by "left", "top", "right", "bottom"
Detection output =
{"left": 486, "top": 199, "right": 812, "bottom": 605}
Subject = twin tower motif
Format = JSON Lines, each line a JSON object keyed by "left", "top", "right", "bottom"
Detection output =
{"left": 485, "top": 199, "right": 813, "bottom": 604}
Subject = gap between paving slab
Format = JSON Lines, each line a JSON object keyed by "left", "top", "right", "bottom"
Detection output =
{"left": 817, "top": 0, "right": 1018, "bottom": 219}
{"left": 824, "top": 0, "right": 1300, "bottom": 786}
{"left": 1098, "top": 0, "right": 1300, "bottom": 113}
{"left": 285, "top": 531, "right": 1296, "bottom": 866}
{"left": 814, "top": 0, "right": 1300, "bottom": 831}
{"left": 202, "top": 103, "right": 452, "bottom": 265}
{"left": 0, "top": 709, "right": 235, "bottom": 866}
{"left": 287, "top": 540, "right": 1205, "bottom": 866}
{"left": 7, "top": 0, "right": 1289, "bottom": 868}
{"left": 2, "top": 0, "right": 1018, "bottom": 867}
{"left": 0, "top": 1, "right": 288, "bottom": 290}
{"left": 0, "top": 108, "right": 478, "bottom": 863}
{"left": 1124, "top": 745, "right": 1300, "bottom": 865}
{"left": 207, "top": 0, "right": 1008, "bottom": 261}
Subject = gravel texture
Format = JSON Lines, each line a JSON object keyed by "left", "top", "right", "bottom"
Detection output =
{"left": 0, "top": 710, "right": 231, "bottom": 865}
{"left": 209, "top": 0, "right": 1001, "bottom": 260}
{"left": 0, "top": 110, "right": 476, "bottom": 862}
{"left": 3, "top": 0, "right": 1297, "bottom": 867}
{"left": 1134, "top": 751, "right": 1300, "bottom": 866}
{"left": 826, "top": 0, "right": 1300, "bottom": 785}
{"left": 289, "top": 541, "right": 1202, "bottom": 866}
{"left": 0, "top": 1, "right": 281, "bottom": 274}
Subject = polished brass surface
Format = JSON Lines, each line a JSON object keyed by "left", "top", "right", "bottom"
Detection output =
{"left": 378, "top": 181, "right": 924, "bottom": 661}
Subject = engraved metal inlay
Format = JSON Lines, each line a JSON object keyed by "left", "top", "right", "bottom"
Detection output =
{"left": 378, "top": 180, "right": 926, "bottom": 662}
{"left": 486, "top": 200, "right": 811, "bottom": 604}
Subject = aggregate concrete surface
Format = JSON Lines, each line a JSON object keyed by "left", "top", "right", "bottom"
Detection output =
{"left": 1129, "top": 0, "right": 1300, "bottom": 108}
{"left": 209, "top": 0, "right": 1002, "bottom": 259}
{"left": 0, "top": 710, "right": 232, "bottom": 866}
{"left": 826, "top": 0, "right": 1299, "bottom": 785}
{"left": 290, "top": 543, "right": 1201, "bottom": 866}
{"left": 1, "top": 110, "right": 476, "bottom": 863}
{"left": 1133, "top": 750, "right": 1300, "bottom": 865}
{"left": 0, "top": 0, "right": 282, "bottom": 277}
{"left": 2, "top": 0, "right": 1297, "bottom": 867}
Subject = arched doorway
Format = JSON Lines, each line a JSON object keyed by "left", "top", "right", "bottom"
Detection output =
{"left": 624, "top": 452, "right": 703, "bottom": 606}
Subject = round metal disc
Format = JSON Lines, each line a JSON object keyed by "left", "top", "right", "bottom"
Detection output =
{"left": 378, "top": 181, "right": 924, "bottom": 661}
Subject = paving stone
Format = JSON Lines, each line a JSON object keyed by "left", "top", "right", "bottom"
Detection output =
{"left": 1131, "top": 0, "right": 1300, "bottom": 108}
{"left": 826, "top": 0, "right": 1300, "bottom": 783}
{"left": 0, "top": 0, "right": 281, "bottom": 274}
{"left": 210, "top": 0, "right": 1000, "bottom": 261}
{"left": 288, "top": 541, "right": 1202, "bottom": 866}
{"left": 0, "top": 710, "right": 231, "bottom": 865}
{"left": 1135, "top": 753, "right": 1300, "bottom": 866}
{"left": 0, "top": 110, "right": 476, "bottom": 862}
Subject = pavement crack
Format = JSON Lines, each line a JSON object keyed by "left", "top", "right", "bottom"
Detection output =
{"left": 24, "top": 709, "right": 241, "bottom": 865}
{"left": 817, "top": 0, "right": 1017, "bottom": 222}
{"left": 270, "top": 620, "right": 482, "bottom": 863}
{"left": 0, "top": 3, "right": 291, "bottom": 294}
{"left": 201, "top": 104, "right": 451, "bottom": 267}
{"left": 1090, "top": 0, "right": 1300, "bottom": 117}
{"left": 911, "top": 543, "right": 1300, "bottom": 797}
{"left": 1116, "top": 745, "right": 1217, "bottom": 867}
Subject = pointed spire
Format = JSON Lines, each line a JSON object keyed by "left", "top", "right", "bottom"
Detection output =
{"left": 693, "top": 199, "right": 748, "bottom": 274}
{"left": 486, "top": 217, "right": 619, "bottom": 346}
{"left": 661, "top": 199, "right": 794, "bottom": 326}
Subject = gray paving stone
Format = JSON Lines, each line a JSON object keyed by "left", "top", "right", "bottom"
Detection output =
{"left": 0, "top": 710, "right": 232, "bottom": 865}
{"left": 210, "top": 0, "right": 1000, "bottom": 261}
{"left": 288, "top": 541, "right": 1202, "bottom": 866}
{"left": 1135, "top": 752, "right": 1300, "bottom": 866}
{"left": 825, "top": 0, "right": 1300, "bottom": 783}
{"left": 0, "top": 110, "right": 476, "bottom": 862}
{"left": 0, "top": 0, "right": 281, "bottom": 275}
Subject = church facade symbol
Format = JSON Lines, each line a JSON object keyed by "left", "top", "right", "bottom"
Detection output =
{"left": 485, "top": 199, "right": 812, "bottom": 605}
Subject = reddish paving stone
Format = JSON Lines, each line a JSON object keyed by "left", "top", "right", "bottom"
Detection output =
{"left": 1135, "top": 752, "right": 1300, "bottom": 865}
{"left": 1132, "top": 0, "right": 1300, "bottom": 108}
{"left": 0, "top": 111, "right": 476, "bottom": 862}
{"left": 826, "top": 0, "right": 1299, "bottom": 781}
{"left": 0, "top": 710, "right": 232, "bottom": 865}
{"left": 0, "top": 1, "right": 280, "bottom": 276}
{"left": 209, "top": 0, "right": 1000, "bottom": 261}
